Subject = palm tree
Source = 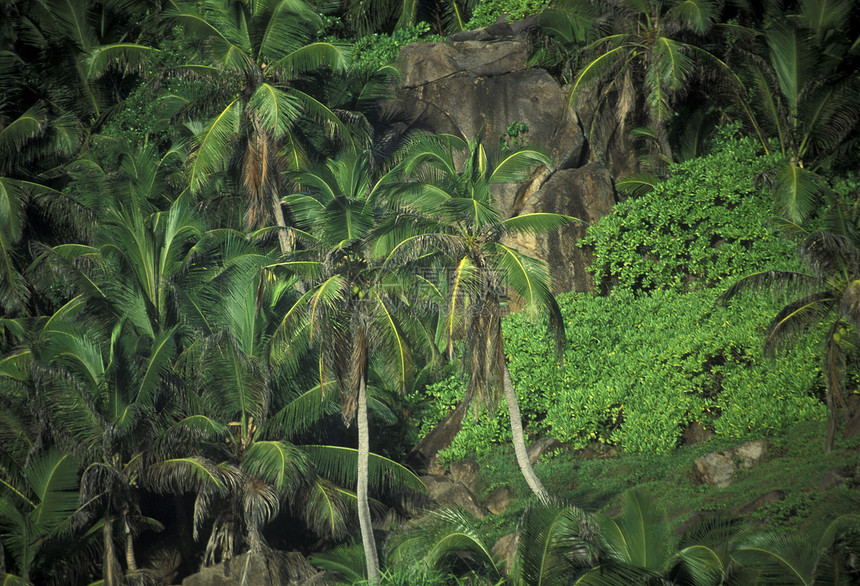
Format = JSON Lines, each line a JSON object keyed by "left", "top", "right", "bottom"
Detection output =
{"left": 391, "top": 134, "right": 573, "bottom": 504}
{"left": 341, "top": 0, "right": 479, "bottom": 35}
{"left": 165, "top": 0, "right": 351, "bottom": 254}
{"left": 721, "top": 230, "right": 860, "bottom": 451}
{"left": 387, "top": 488, "right": 741, "bottom": 584}
{"left": 731, "top": 0, "right": 860, "bottom": 223}
{"left": 0, "top": 449, "right": 82, "bottom": 585}
{"left": 563, "top": 0, "right": 723, "bottom": 162}
{"left": 270, "top": 150, "right": 418, "bottom": 582}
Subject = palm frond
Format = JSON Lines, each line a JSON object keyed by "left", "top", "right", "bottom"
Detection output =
{"left": 268, "top": 382, "right": 335, "bottom": 439}
{"left": 298, "top": 478, "right": 352, "bottom": 540}
{"left": 514, "top": 503, "right": 594, "bottom": 585}
{"left": 616, "top": 172, "right": 660, "bottom": 197}
{"left": 241, "top": 440, "right": 312, "bottom": 493}
{"left": 188, "top": 99, "right": 242, "bottom": 193}
{"left": 569, "top": 45, "right": 628, "bottom": 107}
{"left": 774, "top": 164, "right": 825, "bottom": 223}
{"left": 300, "top": 445, "right": 425, "bottom": 493}
{"left": 0, "top": 103, "right": 47, "bottom": 158}
{"left": 720, "top": 270, "right": 817, "bottom": 303}
{"left": 310, "top": 543, "right": 367, "bottom": 583}
{"left": 666, "top": 0, "right": 717, "bottom": 34}
{"left": 83, "top": 44, "right": 154, "bottom": 79}
{"left": 501, "top": 213, "right": 578, "bottom": 237}
{"left": 268, "top": 42, "right": 351, "bottom": 78}
{"left": 148, "top": 457, "right": 231, "bottom": 495}
{"left": 388, "top": 508, "right": 499, "bottom": 577}
{"left": 764, "top": 291, "right": 837, "bottom": 354}
{"left": 733, "top": 531, "right": 816, "bottom": 584}
{"left": 488, "top": 147, "right": 552, "bottom": 184}
{"left": 597, "top": 488, "right": 668, "bottom": 570}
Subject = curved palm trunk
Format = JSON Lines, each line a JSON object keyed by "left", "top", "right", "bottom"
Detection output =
{"left": 103, "top": 512, "right": 122, "bottom": 586}
{"left": 123, "top": 513, "right": 138, "bottom": 572}
{"left": 270, "top": 187, "right": 292, "bottom": 255}
{"left": 357, "top": 376, "right": 380, "bottom": 583}
{"left": 502, "top": 364, "right": 551, "bottom": 505}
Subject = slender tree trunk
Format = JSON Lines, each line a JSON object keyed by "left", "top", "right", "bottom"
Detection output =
{"left": 270, "top": 187, "right": 292, "bottom": 255}
{"left": 124, "top": 512, "right": 138, "bottom": 572}
{"left": 502, "top": 364, "right": 551, "bottom": 505}
{"left": 357, "top": 376, "right": 380, "bottom": 583}
{"left": 103, "top": 513, "right": 121, "bottom": 586}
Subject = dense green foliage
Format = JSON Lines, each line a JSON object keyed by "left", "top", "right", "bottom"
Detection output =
{"left": 584, "top": 130, "right": 799, "bottom": 293}
{"left": 421, "top": 286, "right": 824, "bottom": 460}
{"left": 1, "top": 0, "right": 859, "bottom": 583}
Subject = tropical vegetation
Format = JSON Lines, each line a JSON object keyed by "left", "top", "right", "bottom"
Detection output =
{"left": 0, "top": 0, "right": 859, "bottom": 584}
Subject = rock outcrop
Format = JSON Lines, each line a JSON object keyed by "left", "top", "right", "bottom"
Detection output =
{"left": 181, "top": 549, "right": 323, "bottom": 586}
{"left": 693, "top": 440, "right": 770, "bottom": 488}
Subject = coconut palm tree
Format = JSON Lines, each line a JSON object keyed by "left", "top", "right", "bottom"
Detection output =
{"left": 0, "top": 449, "right": 82, "bottom": 585}
{"left": 165, "top": 0, "right": 351, "bottom": 254}
{"left": 721, "top": 229, "right": 860, "bottom": 451}
{"left": 341, "top": 0, "right": 479, "bottom": 35}
{"left": 390, "top": 134, "right": 573, "bottom": 504}
{"left": 387, "top": 488, "right": 742, "bottom": 585}
{"left": 731, "top": 0, "right": 860, "bottom": 223}
{"left": 563, "top": 0, "right": 724, "bottom": 162}
{"left": 270, "top": 150, "right": 420, "bottom": 582}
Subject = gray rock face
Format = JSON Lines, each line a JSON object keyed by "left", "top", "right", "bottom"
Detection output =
{"left": 420, "top": 474, "right": 488, "bottom": 518}
{"left": 486, "top": 485, "right": 513, "bottom": 515}
{"left": 508, "top": 164, "right": 615, "bottom": 293}
{"left": 397, "top": 37, "right": 616, "bottom": 293}
{"left": 492, "top": 532, "right": 519, "bottom": 575}
{"left": 181, "top": 549, "right": 322, "bottom": 586}
{"left": 693, "top": 440, "right": 770, "bottom": 488}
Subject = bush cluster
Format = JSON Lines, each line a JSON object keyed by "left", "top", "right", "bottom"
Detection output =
{"left": 412, "top": 132, "right": 827, "bottom": 460}
{"left": 583, "top": 130, "right": 798, "bottom": 293}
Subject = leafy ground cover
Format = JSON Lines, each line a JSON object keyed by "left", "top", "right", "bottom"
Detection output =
{"left": 468, "top": 419, "right": 860, "bottom": 548}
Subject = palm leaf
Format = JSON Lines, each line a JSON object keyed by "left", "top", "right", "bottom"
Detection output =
{"left": 133, "top": 327, "right": 176, "bottom": 407}
{"left": 597, "top": 488, "right": 668, "bottom": 570}
{"left": 501, "top": 213, "right": 577, "bottom": 237}
{"left": 733, "top": 532, "right": 815, "bottom": 584}
{"left": 569, "top": 45, "right": 629, "bottom": 106}
{"left": 489, "top": 148, "right": 552, "bottom": 184}
{"left": 300, "top": 478, "right": 352, "bottom": 539}
{"left": 247, "top": 83, "right": 302, "bottom": 138}
{"left": 572, "top": 561, "right": 660, "bottom": 585}
{"left": 774, "top": 164, "right": 825, "bottom": 223}
{"left": 269, "top": 382, "right": 336, "bottom": 439}
{"left": 767, "top": 20, "right": 814, "bottom": 120}
{"left": 616, "top": 173, "right": 660, "bottom": 197}
{"left": 83, "top": 43, "right": 155, "bottom": 79}
{"left": 242, "top": 440, "right": 312, "bottom": 493}
{"left": 388, "top": 508, "right": 499, "bottom": 576}
{"left": 301, "top": 445, "right": 425, "bottom": 493}
{"left": 720, "top": 270, "right": 817, "bottom": 303}
{"left": 764, "top": 291, "right": 837, "bottom": 353}
{"left": 0, "top": 103, "right": 47, "bottom": 156}
{"left": 28, "top": 450, "right": 80, "bottom": 533}
{"left": 514, "top": 503, "right": 592, "bottom": 586}
{"left": 188, "top": 99, "right": 242, "bottom": 193}
{"left": 149, "top": 457, "right": 230, "bottom": 494}
{"left": 310, "top": 543, "right": 367, "bottom": 583}
{"left": 666, "top": 0, "right": 716, "bottom": 34}
{"left": 268, "top": 42, "right": 350, "bottom": 78}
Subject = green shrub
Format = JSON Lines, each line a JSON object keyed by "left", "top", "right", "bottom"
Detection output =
{"left": 414, "top": 287, "right": 825, "bottom": 460}
{"left": 583, "top": 129, "right": 799, "bottom": 293}
{"left": 351, "top": 23, "right": 445, "bottom": 73}
{"left": 465, "top": 0, "right": 551, "bottom": 29}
